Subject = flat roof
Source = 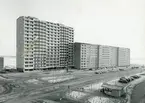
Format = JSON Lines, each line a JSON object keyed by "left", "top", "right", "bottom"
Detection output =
{"left": 102, "top": 79, "right": 129, "bottom": 90}
{"left": 102, "top": 83, "right": 123, "bottom": 90}
{"left": 74, "top": 42, "right": 130, "bottom": 49}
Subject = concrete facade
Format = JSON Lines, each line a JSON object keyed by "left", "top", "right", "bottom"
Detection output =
{"left": 99, "top": 45, "right": 112, "bottom": 68}
{"left": 59, "top": 24, "right": 74, "bottom": 68}
{"left": 111, "top": 47, "right": 118, "bottom": 67}
{"left": 74, "top": 42, "right": 99, "bottom": 69}
{"left": 99, "top": 46, "right": 118, "bottom": 68}
{"left": 118, "top": 47, "right": 130, "bottom": 66}
{"left": 17, "top": 16, "right": 74, "bottom": 71}
{"left": 74, "top": 43, "right": 130, "bottom": 69}
{"left": 0, "top": 57, "right": 4, "bottom": 70}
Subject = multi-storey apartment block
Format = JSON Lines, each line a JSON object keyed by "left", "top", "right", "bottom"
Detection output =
{"left": 99, "top": 45, "right": 112, "bottom": 68}
{"left": 118, "top": 47, "right": 130, "bottom": 66}
{"left": 17, "top": 16, "right": 74, "bottom": 72}
{"left": 111, "top": 47, "right": 118, "bottom": 67}
{"left": 59, "top": 24, "right": 74, "bottom": 68}
{"left": 74, "top": 42, "right": 99, "bottom": 69}
{"left": 74, "top": 42, "right": 130, "bottom": 69}
{"left": 99, "top": 45, "right": 118, "bottom": 68}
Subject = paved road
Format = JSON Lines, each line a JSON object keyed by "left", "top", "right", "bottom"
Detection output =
{"left": 131, "top": 78, "right": 145, "bottom": 103}
{"left": 1, "top": 68, "right": 144, "bottom": 103}
{"left": 139, "top": 96, "right": 145, "bottom": 103}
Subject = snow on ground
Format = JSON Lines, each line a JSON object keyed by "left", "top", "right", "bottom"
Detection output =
{"left": 26, "top": 79, "right": 40, "bottom": 84}
{"left": 65, "top": 91, "right": 87, "bottom": 100}
{"left": 49, "top": 70, "right": 66, "bottom": 75}
{"left": 87, "top": 96, "right": 120, "bottom": 103}
{"left": 41, "top": 76, "right": 75, "bottom": 83}
{"left": 83, "top": 82, "right": 103, "bottom": 92}
{"left": 41, "top": 77, "right": 56, "bottom": 80}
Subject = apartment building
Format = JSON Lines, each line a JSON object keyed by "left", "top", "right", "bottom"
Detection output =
{"left": 111, "top": 47, "right": 118, "bottom": 67}
{"left": 99, "top": 45, "right": 118, "bottom": 68}
{"left": 0, "top": 57, "right": 4, "bottom": 70}
{"left": 118, "top": 47, "right": 130, "bottom": 66}
{"left": 59, "top": 24, "right": 74, "bottom": 68}
{"left": 74, "top": 42, "right": 130, "bottom": 69}
{"left": 17, "top": 16, "right": 74, "bottom": 72}
{"left": 74, "top": 42, "right": 99, "bottom": 69}
{"left": 99, "top": 45, "right": 112, "bottom": 68}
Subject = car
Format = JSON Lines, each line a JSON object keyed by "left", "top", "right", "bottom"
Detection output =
{"left": 119, "top": 68, "right": 125, "bottom": 71}
{"left": 118, "top": 78, "right": 126, "bottom": 83}
{"left": 120, "top": 77, "right": 127, "bottom": 81}
{"left": 118, "top": 77, "right": 129, "bottom": 83}
{"left": 100, "top": 88, "right": 105, "bottom": 92}
{"left": 0, "top": 70, "right": 7, "bottom": 74}
{"left": 131, "top": 75, "right": 140, "bottom": 79}
{"left": 95, "top": 72, "right": 99, "bottom": 74}
{"left": 126, "top": 78, "right": 131, "bottom": 82}
{"left": 119, "top": 79, "right": 128, "bottom": 83}
{"left": 129, "top": 77, "right": 135, "bottom": 81}
{"left": 89, "top": 68, "right": 93, "bottom": 71}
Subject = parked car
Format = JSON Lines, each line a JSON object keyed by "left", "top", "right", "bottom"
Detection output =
{"left": 129, "top": 77, "right": 135, "bottom": 81}
{"left": 119, "top": 79, "right": 128, "bottom": 83}
{"left": 119, "top": 77, "right": 127, "bottom": 81}
{"left": 120, "top": 69, "right": 124, "bottom": 71}
{"left": 0, "top": 70, "right": 7, "bottom": 74}
{"left": 89, "top": 68, "right": 93, "bottom": 71}
{"left": 100, "top": 88, "right": 105, "bottom": 93}
{"left": 118, "top": 77, "right": 129, "bottom": 83}
{"left": 126, "top": 78, "right": 131, "bottom": 82}
{"left": 95, "top": 72, "right": 99, "bottom": 74}
{"left": 131, "top": 75, "right": 140, "bottom": 79}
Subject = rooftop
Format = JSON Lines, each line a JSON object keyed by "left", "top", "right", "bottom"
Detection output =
{"left": 102, "top": 79, "right": 129, "bottom": 90}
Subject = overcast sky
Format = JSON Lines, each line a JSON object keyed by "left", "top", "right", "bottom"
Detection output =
{"left": 0, "top": 0, "right": 145, "bottom": 64}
